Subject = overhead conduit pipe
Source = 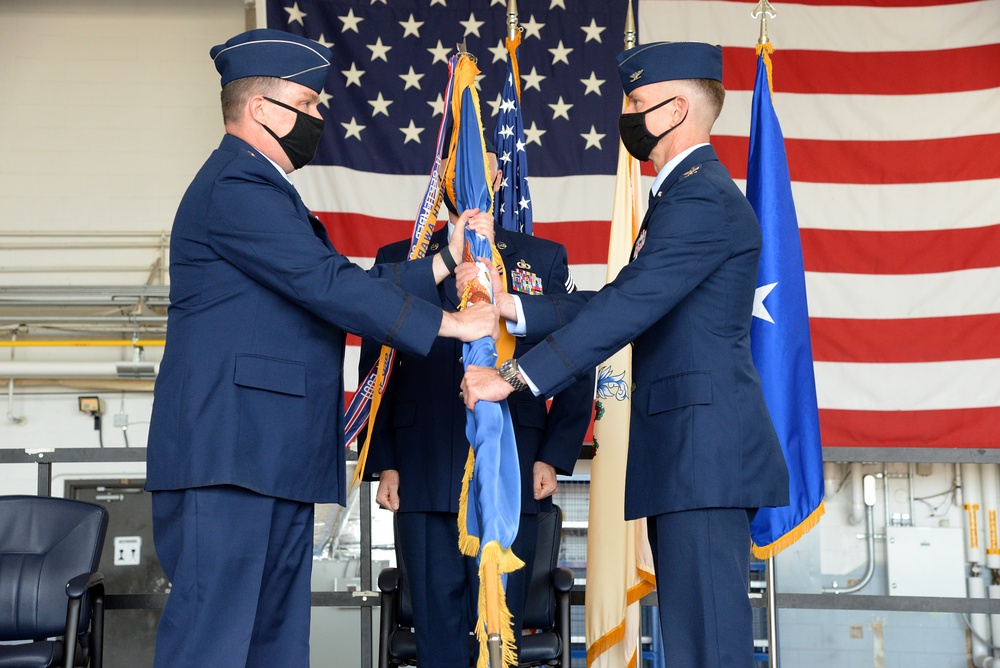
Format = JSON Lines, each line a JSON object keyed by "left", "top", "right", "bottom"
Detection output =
{"left": 0, "top": 340, "right": 163, "bottom": 380}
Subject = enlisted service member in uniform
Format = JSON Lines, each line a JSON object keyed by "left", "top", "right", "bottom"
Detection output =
{"left": 361, "top": 147, "right": 594, "bottom": 668}
{"left": 460, "top": 42, "right": 790, "bottom": 668}
{"left": 145, "top": 29, "right": 497, "bottom": 668}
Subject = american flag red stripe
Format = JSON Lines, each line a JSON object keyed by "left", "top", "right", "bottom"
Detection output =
{"left": 707, "top": 136, "right": 1000, "bottom": 184}
{"left": 820, "top": 407, "right": 1000, "bottom": 448}
{"left": 801, "top": 226, "right": 1000, "bottom": 274}
{"left": 721, "top": 45, "right": 1000, "bottom": 94}
{"left": 811, "top": 315, "right": 1000, "bottom": 363}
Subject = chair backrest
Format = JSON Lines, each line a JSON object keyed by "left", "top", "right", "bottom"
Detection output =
{"left": 0, "top": 495, "right": 109, "bottom": 640}
{"left": 522, "top": 505, "right": 562, "bottom": 630}
{"left": 391, "top": 513, "right": 416, "bottom": 628}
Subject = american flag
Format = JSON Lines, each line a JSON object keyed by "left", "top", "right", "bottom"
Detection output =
{"left": 269, "top": 0, "right": 1000, "bottom": 451}
{"left": 492, "top": 36, "right": 534, "bottom": 235}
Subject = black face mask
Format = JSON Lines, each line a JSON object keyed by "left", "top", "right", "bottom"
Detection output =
{"left": 442, "top": 186, "right": 460, "bottom": 217}
{"left": 261, "top": 97, "right": 325, "bottom": 170}
{"left": 618, "top": 96, "right": 685, "bottom": 162}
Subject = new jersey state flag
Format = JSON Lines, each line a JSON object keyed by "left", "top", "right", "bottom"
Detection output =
{"left": 746, "top": 44, "right": 825, "bottom": 559}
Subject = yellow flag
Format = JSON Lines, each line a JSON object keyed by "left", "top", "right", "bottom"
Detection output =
{"left": 585, "top": 96, "right": 657, "bottom": 668}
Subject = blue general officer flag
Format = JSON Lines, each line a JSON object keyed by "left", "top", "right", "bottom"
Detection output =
{"left": 746, "top": 46, "right": 825, "bottom": 558}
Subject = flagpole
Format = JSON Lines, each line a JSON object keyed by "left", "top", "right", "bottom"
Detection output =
{"left": 488, "top": 9, "right": 518, "bottom": 667}
{"left": 486, "top": 12, "right": 520, "bottom": 668}
{"left": 767, "top": 556, "right": 779, "bottom": 668}
{"left": 506, "top": 0, "right": 518, "bottom": 42}
{"left": 624, "top": 0, "right": 636, "bottom": 50}
{"left": 753, "top": 5, "right": 781, "bottom": 667}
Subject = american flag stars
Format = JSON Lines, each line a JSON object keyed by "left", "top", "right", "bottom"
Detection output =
{"left": 269, "top": 0, "right": 629, "bottom": 177}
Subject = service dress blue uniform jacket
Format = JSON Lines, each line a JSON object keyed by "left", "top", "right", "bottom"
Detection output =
{"left": 517, "top": 146, "right": 789, "bottom": 520}
{"left": 147, "top": 134, "right": 444, "bottom": 506}
{"left": 361, "top": 226, "right": 594, "bottom": 513}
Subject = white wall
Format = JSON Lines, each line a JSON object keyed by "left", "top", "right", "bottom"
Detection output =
{"left": 0, "top": 0, "right": 246, "bottom": 485}
{"left": 0, "top": 0, "right": 246, "bottom": 237}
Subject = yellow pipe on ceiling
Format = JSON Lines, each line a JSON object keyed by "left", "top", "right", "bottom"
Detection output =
{"left": 0, "top": 340, "right": 165, "bottom": 347}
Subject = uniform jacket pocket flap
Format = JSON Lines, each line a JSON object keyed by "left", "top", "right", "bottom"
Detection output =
{"left": 510, "top": 399, "right": 547, "bottom": 429}
{"left": 391, "top": 402, "right": 417, "bottom": 428}
{"left": 648, "top": 372, "right": 712, "bottom": 415}
{"left": 233, "top": 354, "right": 307, "bottom": 397}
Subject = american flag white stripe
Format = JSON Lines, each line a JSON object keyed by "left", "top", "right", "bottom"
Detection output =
{"left": 716, "top": 88, "right": 1000, "bottom": 140}
{"left": 805, "top": 268, "right": 1000, "bottom": 319}
{"left": 640, "top": 0, "right": 1000, "bottom": 52}
{"left": 815, "top": 359, "right": 1000, "bottom": 411}
{"left": 298, "top": 171, "right": 1000, "bottom": 234}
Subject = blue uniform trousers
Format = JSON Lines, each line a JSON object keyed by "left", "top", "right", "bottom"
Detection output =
{"left": 396, "top": 511, "right": 539, "bottom": 668}
{"left": 151, "top": 485, "right": 314, "bottom": 668}
{"left": 646, "top": 508, "right": 757, "bottom": 668}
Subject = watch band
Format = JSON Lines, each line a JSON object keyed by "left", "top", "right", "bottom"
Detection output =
{"left": 499, "top": 358, "right": 527, "bottom": 392}
{"left": 439, "top": 246, "right": 458, "bottom": 276}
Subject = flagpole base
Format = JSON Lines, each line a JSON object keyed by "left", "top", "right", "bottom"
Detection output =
{"left": 487, "top": 633, "right": 503, "bottom": 668}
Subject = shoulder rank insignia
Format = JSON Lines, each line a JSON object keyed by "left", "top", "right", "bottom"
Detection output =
{"left": 429, "top": 242, "right": 439, "bottom": 251}
{"left": 516, "top": 259, "right": 531, "bottom": 270}
{"left": 682, "top": 165, "right": 701, "bottom": 179}
{"left": 511, "top": 268, "right": 543, "bottom": 295}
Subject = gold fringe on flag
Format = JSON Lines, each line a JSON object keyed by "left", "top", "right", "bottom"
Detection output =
{"left": 751, "top": 501, "right": 826, "bottom": 560}
{"left": 473, "top": 540, "right": 525, "bottom": 668}
{"left": 458, "top": 447, "right": 480, "bottom": 557}
{"left": 585, "top": 569, "right": 656, "bottom": 667}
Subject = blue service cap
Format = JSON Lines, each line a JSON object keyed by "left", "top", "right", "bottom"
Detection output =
{"left": 616, "top": 41, "right": 723, "bottom": 95}
{"left": 210, "top": 29, "right": 332, "bottom": 93}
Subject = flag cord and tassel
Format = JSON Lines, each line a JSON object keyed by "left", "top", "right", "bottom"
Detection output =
{"left": 752, "top": 0, "right": 777, "bottom": 94}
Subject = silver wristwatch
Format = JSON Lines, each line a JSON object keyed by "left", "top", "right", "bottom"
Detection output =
{"left": 499, "top": 358, "right": 527, "bottom": 392}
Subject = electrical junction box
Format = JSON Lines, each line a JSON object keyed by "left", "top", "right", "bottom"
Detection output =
{"left": 78, "top": 396, "right": 101, "bottom": 414}
{"left": 886, "top": 526, "right": 966, "bottom": 597}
